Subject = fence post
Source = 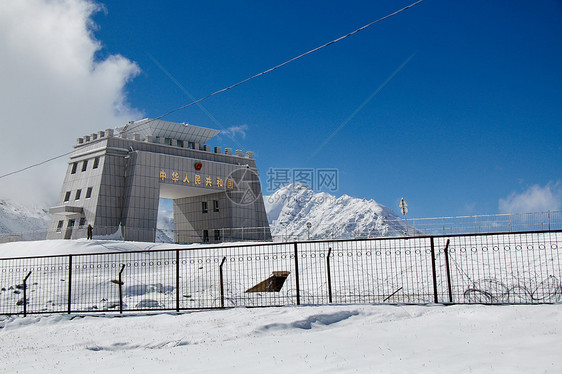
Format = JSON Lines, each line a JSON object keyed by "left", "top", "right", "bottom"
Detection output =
{"left": 22, "top": 271, "right": 32, "bottom": 316}
{"left": 176, "top": 249, "right": 180, "bottom": 312}
{"left": 67, "top": 255, "right": 72, "bottom": 314}
{"left": 118, "top": 264, "right": 125, "bottom": 314}
{"left": 429, "top": 237, "right": 438, "bottom": 303}
{"left": 293, "top": 242, "right": 300, "bottom": 305}
{"left": 443, "top": 239, "right": 453, "bottom": 303}
{"left": 326, "top": 247, "right": 333, "bottom": 303}
{"left": 219, "top": 256, "right": 227, "bottom": 308}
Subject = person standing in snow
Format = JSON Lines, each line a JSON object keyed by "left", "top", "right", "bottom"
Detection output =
{"left": 87, "top": 224, "right": 93, "bottom": 240}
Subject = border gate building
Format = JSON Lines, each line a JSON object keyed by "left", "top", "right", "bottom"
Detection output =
{"left": 47, "top": 119, "right": 271, "bottom": 243}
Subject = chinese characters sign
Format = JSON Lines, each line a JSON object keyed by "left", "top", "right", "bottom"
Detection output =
{"left": 159, "top": 170, "right": 233, "bottom": 189}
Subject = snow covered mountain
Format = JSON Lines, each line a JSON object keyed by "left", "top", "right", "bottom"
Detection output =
{"left": 264, "top": 184, "right": 407, "bottom": 240}
{"left": 0, "top": 185, "right": 408, "bottom": 242}
{"left": 0, "top": 199, "right": 51, "bottom": 238}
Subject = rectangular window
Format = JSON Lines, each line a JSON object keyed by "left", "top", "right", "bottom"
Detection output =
{"left": 79, "top": 217, "right": 86, "bottom": 227}
{"left": 68, "top": 219, "right": 75, "bottom": 228}
{"left": 202, "top": 201, "right": 208, "bottom": 213}
{"left": 188, "top": 142, "right": 195, "bottom": 149}
{"left": 71, "top": 162, "right": 78, "bottom": 174}
{"left": 93, "top": 157, "right": 100, "bottom": 169}
{"left": 214, "top": 230, "right": 221, "bottom": 241}
{"left": 81, "top": 160, "right": 88, "bottom": 172}
{"left": 56, "top": 220, "right": 64, "bottom": 233}
{"left": 85, "top": 187, "right": 93, "bottom": 198}
{"left": 75, "top": 189, "right": 81, "bottom": 200}
{"left": 165, "top": 138, "right": 172, "bottom": 145}
{"left": 177, "top": 140, "right": 184, "bottom": 148}
{"left": 213, "top": 200, "right": 219, "bottom": 212}
{"left": 64, "top": 191, "right": 71, "bottom": 202}
{"left": 202, "top": 229, "right": 209, "bottom": 242}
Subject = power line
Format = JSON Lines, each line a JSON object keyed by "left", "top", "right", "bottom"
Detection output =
{"left": 0, "top": 0, "right": 426, "bottom": 180}
{"left": 124, "top": 0, "right": 425, "bottom": 134}
{"left": 0, "top": 151, "right": 74, "bottom": 179}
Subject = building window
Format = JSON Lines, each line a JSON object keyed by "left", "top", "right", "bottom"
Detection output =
{"left": 214, "top": 230, "right": 221, "bottom": 241}
{"left": 93, "top": 157, "right": 100, "bottom": 169}
{"left": 68, "top": 219, "right": 75, "bottom": 228}
{"left": 165, "top": 138, "right": 172, "bottom": 145}
{"left": 213, "top": 200, "right": 219, "bottom": 212}
{"left": 71, "top": 162, "right": 78, "bottom": 174}
{"left": 56, "top": 220, "right": 64, "bottom": 233}
{"left": 85, "top": 187, "right": 93, "bottom": 198}
{"left": 177, "top": 140, "right": 184, "bottom": 148}
{"left": 75, "top": 189, "right": 81, "bottom": 200}
{"left": 79, "top": 217, "right": 86, "bottom": 227}
{"left": 202, "top": 201, "right": 208, "bottom": 213}
{"left": 202, "top": 230, "right": 209, "bottom": 242}
{"left": 81, "top": 160, "right": 88, "bottom": 172}
{"left": 64, "top": 191, "right": 71, "bottom": 202}
{"left": 188, "top": 142, "right": 195, "bottom": 149}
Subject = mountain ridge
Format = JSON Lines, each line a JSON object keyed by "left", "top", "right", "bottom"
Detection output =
{"left": 263, "top": 184, "right": 406, "bottom": 240}
{"left": 0, "top": 184, "right": 407, "bottom": 241}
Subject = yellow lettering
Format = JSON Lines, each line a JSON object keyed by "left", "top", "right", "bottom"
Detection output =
{"left": 159, "top": 171, "right": 166, "bottom": 181}
{"left": 194, "top": 175, "right": 201, "bottom": 185}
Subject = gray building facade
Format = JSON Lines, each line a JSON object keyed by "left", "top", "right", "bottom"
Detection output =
{"left": 47, "top": 119, "right": 271, "bottom": 243}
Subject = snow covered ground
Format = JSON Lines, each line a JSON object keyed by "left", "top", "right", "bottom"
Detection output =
{"left": 1, "top": 237, "right": 561, "bottom": 372}
{"left": 1, "top": 303, "right": 561, "bottom": 373}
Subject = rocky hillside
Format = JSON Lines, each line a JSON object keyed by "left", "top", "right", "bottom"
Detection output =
{"left": 263, "top": 184, "right": 407, "bottom": 240}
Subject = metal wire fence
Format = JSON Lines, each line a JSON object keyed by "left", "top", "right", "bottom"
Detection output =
{"left": 266, "top": 211, "right": 562, "bottom": 241}
{"left": 2, "top": 211, "right": 561, "bottom": 244}
{"left": 1, "top": 230, "right": 561, "bottom": 315}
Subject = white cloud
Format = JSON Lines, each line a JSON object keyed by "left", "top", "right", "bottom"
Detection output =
{"left": 499, "top": 182, "right": 562, "bottom": 213}
{"left": 222, "top": 124, "right": 249, "bottom": 139}
{"left": 0, "top": 0, "right": 141, "bottom": 205}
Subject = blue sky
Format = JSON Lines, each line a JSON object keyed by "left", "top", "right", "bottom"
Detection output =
{"left": 2, "top": 0, "right": 561, "bottom": 217}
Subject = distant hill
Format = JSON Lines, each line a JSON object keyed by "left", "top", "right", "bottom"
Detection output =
{"left": 0, "top": 199, "right": 51, "bottom": 235}
{"left": 263, "top": 184, "right": 407, "bottom": 240}
{"left": 0, "top": 185, "right": 408, "bottom": 242}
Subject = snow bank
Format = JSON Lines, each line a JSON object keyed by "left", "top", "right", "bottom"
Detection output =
{"left": 1, "top": 304, "right": 561, "bottom": 373}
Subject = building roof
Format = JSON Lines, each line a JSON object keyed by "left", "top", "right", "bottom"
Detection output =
{"left": 120, "top": 118, "right": 220, "bottom": 144}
